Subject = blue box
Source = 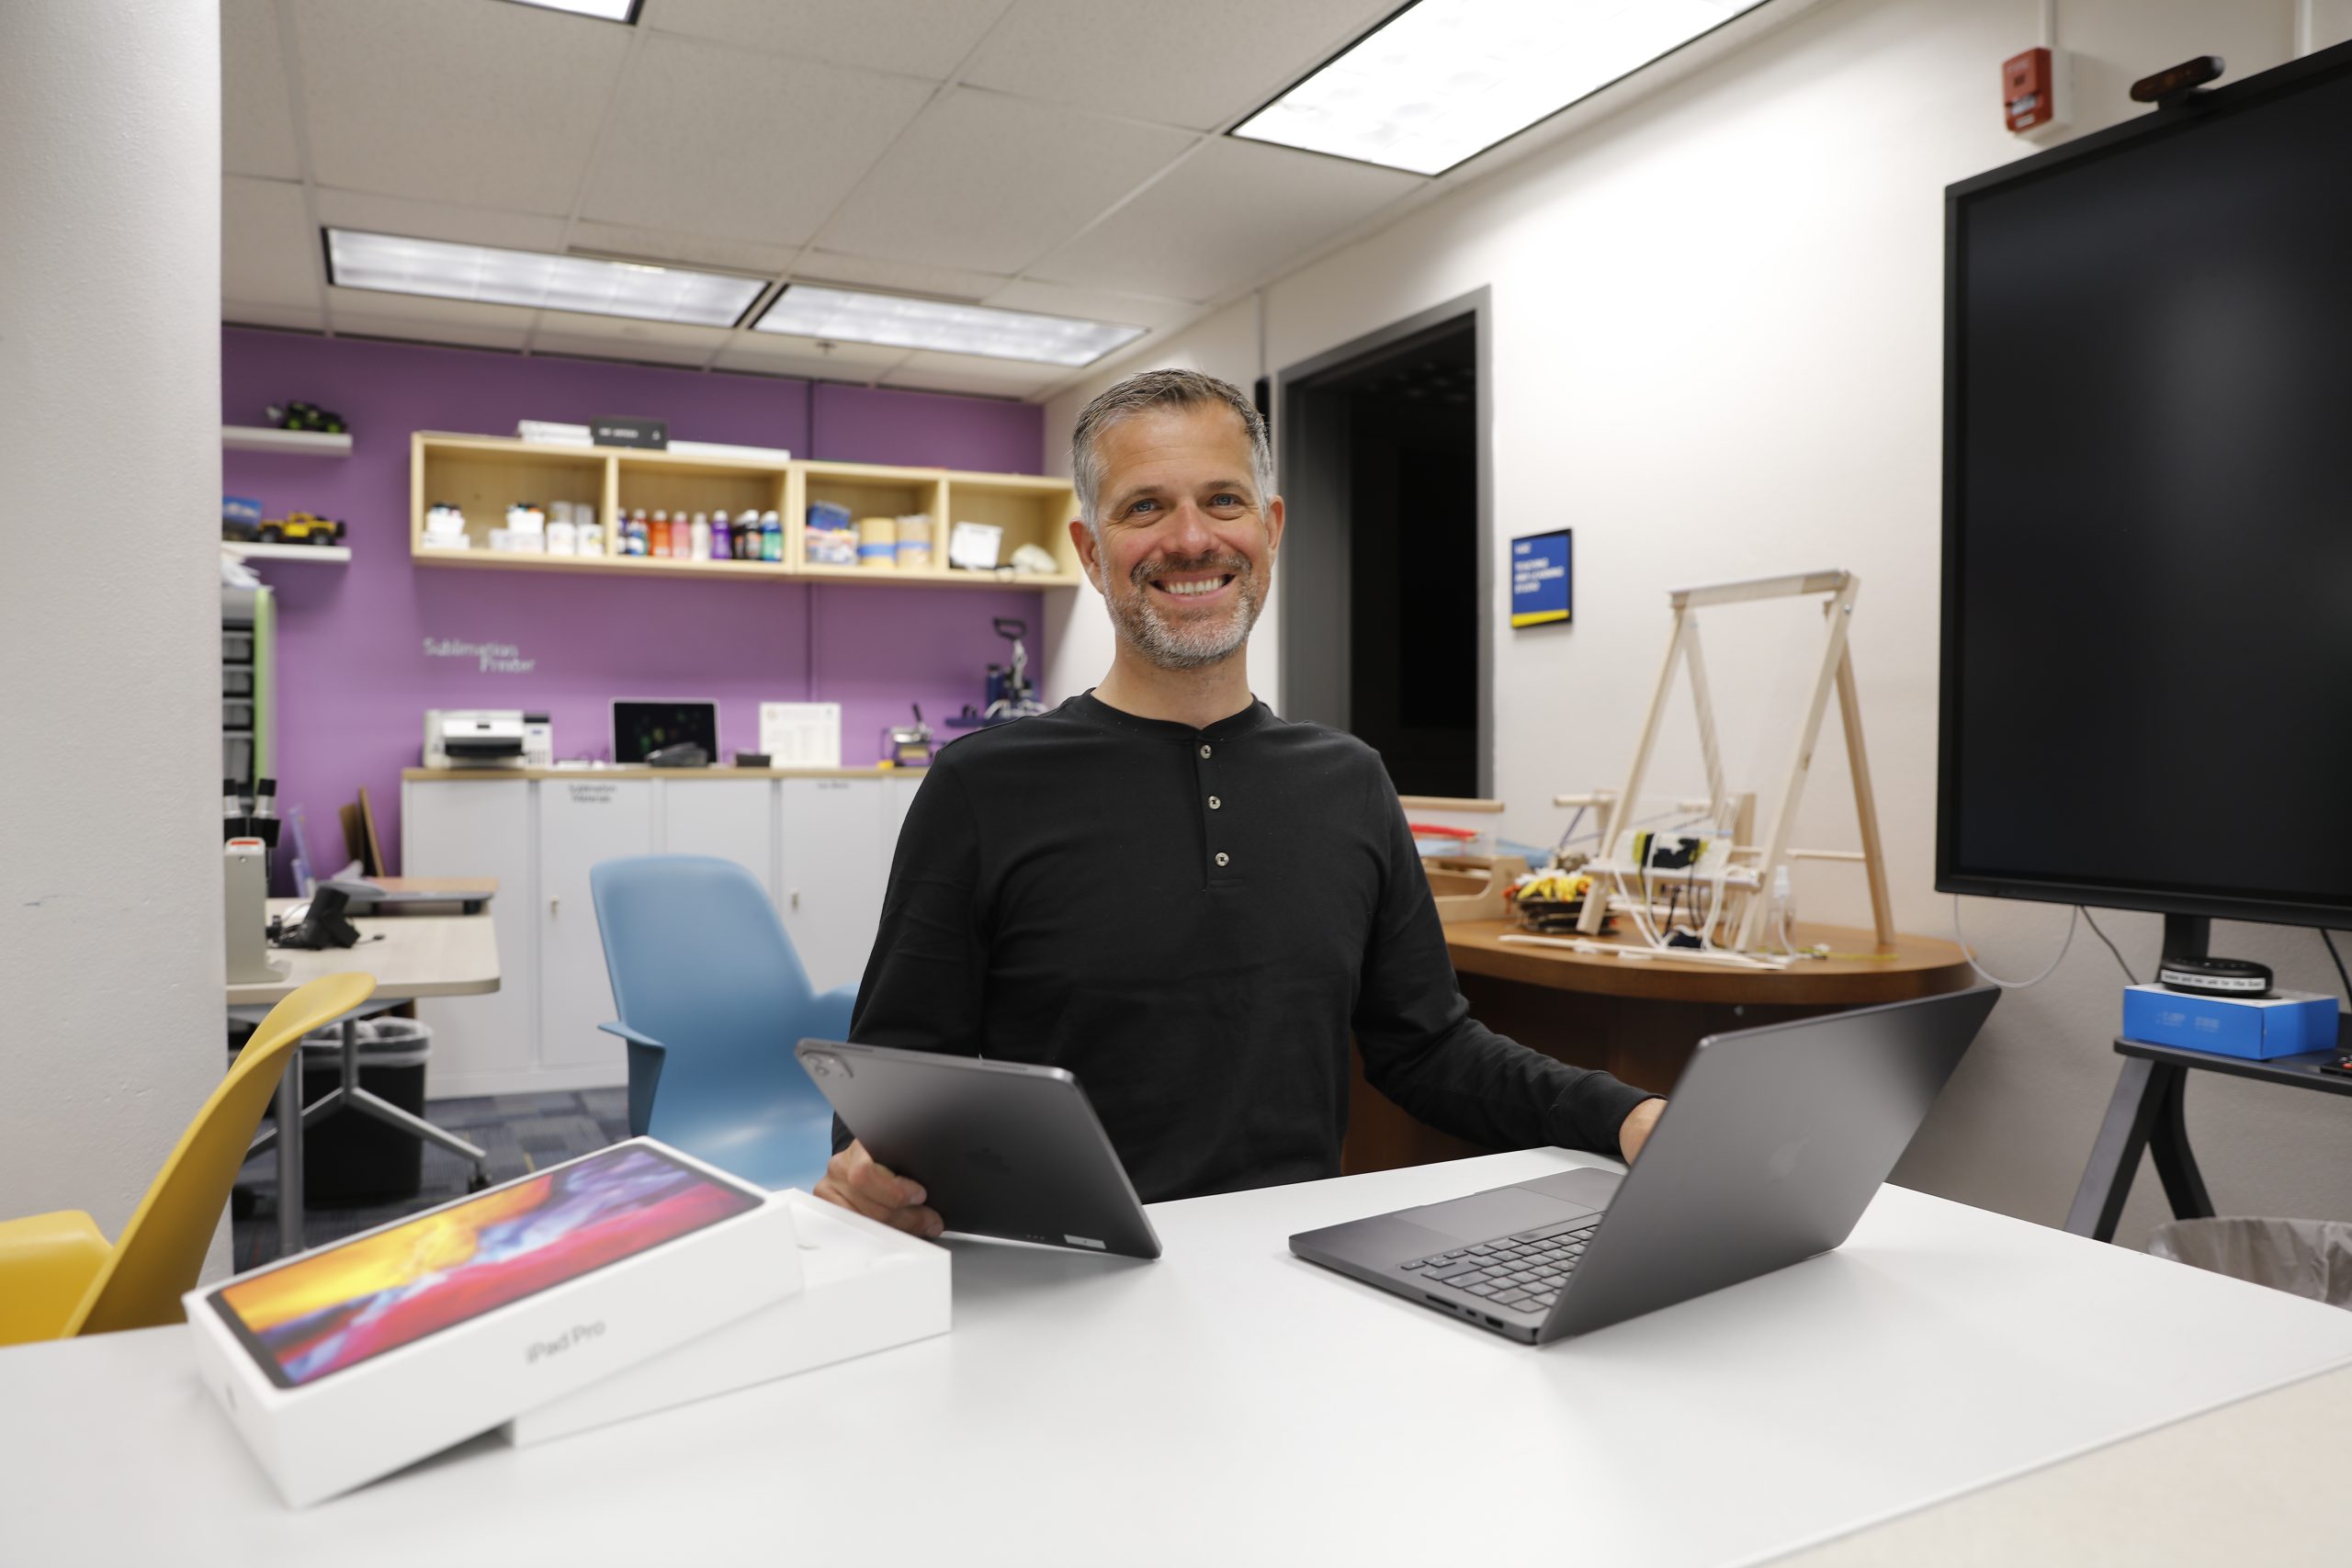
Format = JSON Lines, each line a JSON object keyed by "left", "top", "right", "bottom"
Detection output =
{"left": 2121, "top": 985, "right": 2338, "bottom": 1059}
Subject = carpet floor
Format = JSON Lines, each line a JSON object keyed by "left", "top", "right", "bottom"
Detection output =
{"left": 231, "top": 1089, "right": 631, "bottom": 1271}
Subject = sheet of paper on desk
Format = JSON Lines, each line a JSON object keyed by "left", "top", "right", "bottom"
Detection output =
{"left": 760, "top": 703, "right": 842, "bottom": 768}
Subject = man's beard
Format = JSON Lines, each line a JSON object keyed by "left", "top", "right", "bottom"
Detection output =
{"left": 1099, "top": 549, "right": 1265, "bottom": 671}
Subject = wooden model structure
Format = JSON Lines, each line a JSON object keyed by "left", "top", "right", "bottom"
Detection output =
{"left": 1565, "top": 570, "right": 1894, "bottom": 958}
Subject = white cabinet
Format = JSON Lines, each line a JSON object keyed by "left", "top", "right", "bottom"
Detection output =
{"left": 662, "top": 777, "right": 775, "bottom": 902}
{"left": 401, "top": 779, "right": 537, "bottom": 1093}
{"left": 778, "top": 778, "right": 886, "bottom": 994}
{"left": 403, "top": 773, "right": 910, "bottom": 1096}
{"left": 537, "top": 779, "right": 653, "bottom": 1070}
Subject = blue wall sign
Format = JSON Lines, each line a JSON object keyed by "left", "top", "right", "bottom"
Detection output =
{"left": 1510, "top": 529, "right": 1572, "bottom": 628}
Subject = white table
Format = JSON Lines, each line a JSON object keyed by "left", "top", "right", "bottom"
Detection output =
{"left": 231, "top": 902, "right": 501, "bottom": 1254}
{"left": 3, "top": 1148, "right": 2348, "bottom": 1565}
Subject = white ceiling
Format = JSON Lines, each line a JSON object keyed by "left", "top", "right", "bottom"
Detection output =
{"left": 216, "top": 0, "right": 1468, "bottom": 400}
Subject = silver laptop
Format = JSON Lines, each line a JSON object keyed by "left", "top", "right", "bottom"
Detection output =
{"left": 1291, "top": 987, "right": 1998, "bottom": 1343}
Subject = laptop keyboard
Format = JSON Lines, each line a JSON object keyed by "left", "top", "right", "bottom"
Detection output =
{"left": 1398, "top": 1216, "right": 1601, "bottom": 1314}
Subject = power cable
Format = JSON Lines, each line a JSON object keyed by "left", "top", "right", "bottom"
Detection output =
{"left": 2322, "top": 929, "right": 2351, "bottom": 1003}
{"left": 1951, "top": 895, "right": 2077, "bottom": 989}
{"left": 2078, "top": 908, "right": 2139, "bottom": 986}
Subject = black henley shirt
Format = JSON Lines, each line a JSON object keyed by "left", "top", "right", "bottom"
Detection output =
{"left": 842, "top": 691, "right": 1656, "bottom": 1203}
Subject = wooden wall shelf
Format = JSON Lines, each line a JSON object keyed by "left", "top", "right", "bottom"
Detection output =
{"left": 411, "top": 433, "right": 1083, "bottom": 590}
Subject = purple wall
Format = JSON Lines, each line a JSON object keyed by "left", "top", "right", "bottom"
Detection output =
{"left": 221, "top": 328, "right": 1045, "bottom": 876}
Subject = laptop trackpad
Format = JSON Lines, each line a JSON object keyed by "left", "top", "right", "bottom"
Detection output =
{"left": 1515, "top": 1167, "right": 1623, "bottom": 1209}
{"left": 1409, "top": 1185, "right": 1599, "bottom": 1243}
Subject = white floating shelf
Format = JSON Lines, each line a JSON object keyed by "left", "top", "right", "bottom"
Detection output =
{"left": 222, "top": 424, "right": 353, "bottom": 456}
{"left": 223, "top": 541, "right": 351, "bottom": 563}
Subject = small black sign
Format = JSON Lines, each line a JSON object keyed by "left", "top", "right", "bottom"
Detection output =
{"left": 591, "top": 417, "right": 667, "bottom": 449}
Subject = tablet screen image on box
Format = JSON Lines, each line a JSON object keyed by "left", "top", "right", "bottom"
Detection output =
{"left": 209, "top": 1143, "right": 762, "bottom": 1389}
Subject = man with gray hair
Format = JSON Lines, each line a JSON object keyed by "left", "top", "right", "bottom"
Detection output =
{"left": 817, "top": 368, "right": 1662, "bottom": 1237}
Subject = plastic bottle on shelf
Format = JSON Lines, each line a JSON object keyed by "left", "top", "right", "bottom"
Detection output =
{"left": 651, "top": 509, "right": 672, "bottom": 558}
{"left": 628, "top": 509, "right": 650, "bottom": 556}
{"left": 710, "top": 510, "right": 732, "bottom": 562}
{"left": 763, "top": 509, "right": 784, "bottom": 562}
{"left": 691, "top": 511, "right": 711, "bottom": 561}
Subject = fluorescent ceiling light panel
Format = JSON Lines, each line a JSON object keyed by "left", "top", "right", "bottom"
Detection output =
{"left": 1233, "top": 0, "right": 1769, "bottom": 176}
{"left": 501, "top": 0, "right": 640, "bottom": 21}
{"left": 755, "top": 285, "right": 1146, "bottom": 368}
{"left": 324, "top": 230, "right": 760, "bottom": 328}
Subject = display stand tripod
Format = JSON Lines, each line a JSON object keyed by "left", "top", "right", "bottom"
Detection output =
{"left": 2066, "top": 913, "right": 2352, "bottom": 1241}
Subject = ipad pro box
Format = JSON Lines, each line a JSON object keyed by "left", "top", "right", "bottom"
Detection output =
{"left": 504, "top": 1190, "right": 949, "bottom": 1447}
{"left": 184, "top": 1140, "right": 801, "bottom": 1508}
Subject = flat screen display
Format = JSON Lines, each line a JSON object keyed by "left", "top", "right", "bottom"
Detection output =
{"left": 1940, "top": 43, "right": 2352, "bottom": 925}
{"left": 209, "top": 1142, "right": 761, "bottom": 1389}
{"left": 613, "top": 699, "right": 718, "bottom": 765}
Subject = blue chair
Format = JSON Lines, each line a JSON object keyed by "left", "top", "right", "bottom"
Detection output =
{"left": 589, "top": 855, "right": 858, "bottom": 1191}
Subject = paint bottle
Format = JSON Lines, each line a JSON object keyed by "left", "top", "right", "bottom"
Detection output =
{"left": 763, "top": 509, "right": 784, "bottom": 562}
{"left": 691, "top": 511, "right": 711, "bottom": 561}
{"left": 652, "top": 509, "right": 673, "bottom": 558}
{"left": 710, "top": 510, "right": 731, "bottom": 561}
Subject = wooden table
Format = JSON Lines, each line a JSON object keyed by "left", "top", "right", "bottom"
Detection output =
{"left": 1344, "top": 921, "right": 1974, "bottom": 1172}
{"left": 229, "top": 900, "right": 502, "bottom": 1255}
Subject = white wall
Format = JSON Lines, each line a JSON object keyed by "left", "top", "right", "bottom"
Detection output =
{"left": 1045, "top": 0, "right": 2352, "bottom": 1246}
{"left": 0, "top": 5, "right": 231, "bottom": 1273}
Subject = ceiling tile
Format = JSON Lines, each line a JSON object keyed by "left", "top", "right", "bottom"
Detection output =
{"left": 1031, "top": 138, "right": 1419, "bottom": 303}
{"left": 293, "top": 0, "right": 629, "bottom": 214}
{"left": 220, "top": 303, "right": 328, "bottom": 333}
{"left": 528, "top": 319, "right": 734, "bottom": 368}
{"left": 222, "top": 0, "right": 302, "bottom": 179}
{"left": 223, "top": 177, "right": 321, "bottom": 310}
{"left": 580, "top": 34, "right": 936, "bottom": 249}
{"left": 961, "top": 0, "right": 1396, "bottom": 132}
{"left": 311, "top": 188, "right": 571, "bottom": 254}
{"left": 643, "top": 0, "right": 1012, "bottom": 79}
{"left": 981, "top": 279, "right": 1195, "bottom": 334}
{"left": 326, "top": 290, "right": 537, "bottom": 351}
{"left": 879, "top": 350, "right": 1061, "bottom": 399}
{"left": 817, "top": 89, "right": 1193, "bottom": 276}
{"left": 713, "top": 333, "right": 909, "bottom": 380}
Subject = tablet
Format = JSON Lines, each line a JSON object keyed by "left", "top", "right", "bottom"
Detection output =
{"left": 797, "top": 1040, "right": 1160, "bottom": 1259}
{"left": 204, "top": 1141, "right": 765, "bottom": 1388}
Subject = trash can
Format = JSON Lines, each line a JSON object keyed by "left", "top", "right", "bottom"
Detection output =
{"left": 2148, "top": 1218, "right": 2352, "bottom": 1310}
{"left": 294, "top": 1019, "right": 433, "bottom": 1204}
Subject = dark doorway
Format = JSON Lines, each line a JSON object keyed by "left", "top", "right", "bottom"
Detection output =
{"left": 1278, "top": 301, "right": 1486, "bottom": 798}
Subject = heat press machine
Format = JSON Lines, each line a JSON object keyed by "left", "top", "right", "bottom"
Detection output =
{"left": 949, "top": 618, "right": 1049, "bottom": 729}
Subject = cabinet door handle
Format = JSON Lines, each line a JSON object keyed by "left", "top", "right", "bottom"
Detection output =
{"left": 549, "top": 896, "right": 560, "bottom": 916}
{"left": 789, "top": 889, "right": 800, "bottom": 909}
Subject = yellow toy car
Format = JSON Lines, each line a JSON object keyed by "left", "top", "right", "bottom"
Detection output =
{"left": 258, "top": 512, "right": 345, "bottom": 546}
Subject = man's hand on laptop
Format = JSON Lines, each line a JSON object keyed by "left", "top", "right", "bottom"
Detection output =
{"left": 1620, "top": 1098, "right": 1666, "bottom": 1163}
{"left": 816, "top": 1139, "right": 945, "bottom": 1239}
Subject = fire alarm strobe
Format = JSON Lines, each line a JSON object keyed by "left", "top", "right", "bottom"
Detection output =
{"left": 2156, "top": 953, "right": 2273, "bottom": 999}
{"left": 2002, "top": 46, "right": 2073, "bottom": 138}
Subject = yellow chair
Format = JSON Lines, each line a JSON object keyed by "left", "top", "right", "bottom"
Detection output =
{"left": 0, "top": 971, "right": 376, "bottom": 1345}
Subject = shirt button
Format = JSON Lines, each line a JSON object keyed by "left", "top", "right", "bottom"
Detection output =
{"left": 1199, "top": 744, "right": 1212, "bottom": 759}
{"left": 1207, "top": 795, "right": 1221, "bottom": 809}
{"left": 1215, "top": 852, "right": 1230, "bottom": 867}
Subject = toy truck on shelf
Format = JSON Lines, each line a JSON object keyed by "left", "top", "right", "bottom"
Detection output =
{"left": 258, "top": 512, "right": 346, "bottom": 546}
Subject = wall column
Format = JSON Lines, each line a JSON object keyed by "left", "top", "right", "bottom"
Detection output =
{"left": 0, "top": 4, "right": 230, "bottom": 1269}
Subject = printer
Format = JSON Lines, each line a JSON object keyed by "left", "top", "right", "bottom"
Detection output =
{"left": 424, "top": 710, "right": 553, "bottom": 769}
